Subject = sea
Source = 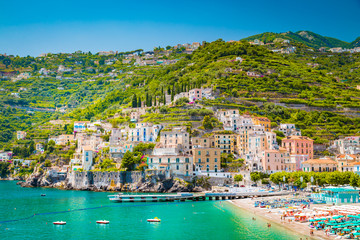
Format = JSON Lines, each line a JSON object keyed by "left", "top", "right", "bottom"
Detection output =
{"left": 0, "top": 181, "right": 305, "bottom": 240}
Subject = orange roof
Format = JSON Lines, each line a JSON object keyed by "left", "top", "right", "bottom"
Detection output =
{"left": 351, "top": 162, "right": 360, "bottom": 166}
{"left": 302, "top": 158, "right": 337, "bottom": 165}
{"left": 337, "top": 154, "right": 357, "bottom": 159}
{"left": 282, "top": 136, "right": 314, "bottom": 141}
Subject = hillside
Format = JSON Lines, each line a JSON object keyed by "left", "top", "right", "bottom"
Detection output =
{"left": 1, "top": 34, "right": 360, "bottom": 149}
{"left": 242, "top": 31, "right": 357, "bottom": 49}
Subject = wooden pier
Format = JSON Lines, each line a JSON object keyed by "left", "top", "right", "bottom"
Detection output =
{"left": 108, "top": 191, "right": 290, "bottom": 203}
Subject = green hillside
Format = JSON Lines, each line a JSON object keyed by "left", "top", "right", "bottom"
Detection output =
{"left": 1, "top": 33, "right": 360, "bottom": 149}
{"left": 242, "top": 31, "right": 355, "bottom": 49}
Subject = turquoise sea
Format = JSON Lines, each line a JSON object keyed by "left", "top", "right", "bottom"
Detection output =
{"left": 0, "top": 181, "right": 305, "bottom": 240}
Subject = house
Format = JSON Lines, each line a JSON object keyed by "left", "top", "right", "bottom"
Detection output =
{"left": 214, "top": 133, "right": 236, "bottom": 154}
{"left": 193, "top": 147, "right": 220, "bottom": 173}
{"left": 82, "top": 146, "right": 94, "bottom": 171}
{"left": 279, "top": 124, "right": 301, "bottom": 137}
{"left": 17, "top": 131, "right": 27, "bottom": 140}
{"left": 35, "top": 143, "right": 44, "bottom": 152}
{"left": 302, "top": 158, "right": 337, "bottom": 172}
{"left": 192, "top": 136, "right": 215, "bottom": 148}
{"left": 336, "top": 154, "right": 359, "bottom": 172}
{"left": 282, "top": 136, "right": 314, "bottom": 159}
{"left": 333, "top": 136, "right": 360, "bottom": 155}
{"left": 159, "top": 127, "right": 190, "bottom": 153}
{"left": 290, "top": 154, "right": 309, "bottom": 171}
{"left": 56, "top": 134, "right": 74, "bottom": 146}
{"left": 0, "top": 151, "right": 12, "bottom": 162}
{"left": 73, "top": 121, "right": 90, "bottom": 132}
{"left": 252, "top": 117, "right": 271, "bottom": 132}
{"left": 189, "top": 88, "right": 202, "bottom": 101}
{"left": 128, "top": 122, "right": 161, "bottom": 142}
{"left": 262, "top": 149, "right": 289, "bottom": 174}
{"left": 147, "top": 145, "right": 193, "bottom": 176}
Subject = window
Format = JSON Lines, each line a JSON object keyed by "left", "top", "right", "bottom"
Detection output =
{"left": 168, "top": 158, "right": 170, "bottom": 163}
{"left": 185, "top": 158, "right": 189, "bottom": 163}
{"left": 198, "top": 151, "right": 201, "bottom": 155}
{"left": 176, "top": 158, "right": 179, "bottom": 163}
{"left": 86, "top": 157, "right": 88, "bottom": 161}
{"left": 198, "top": 158, "right": 201, "bottom": 163}
{"left": 206, "top": 158, "right": 209, "bottom": 163}
{"left": 151, "top": 158, "right": 153, "bottom": 163}
{"left": 176, "top": 165, "right": 179, "bottom": 170}
{"left": 215, "top": 158, "right": 217, "bottom": 162}
{"left": 159, "top": 158, "right": 161, "bottom": 163}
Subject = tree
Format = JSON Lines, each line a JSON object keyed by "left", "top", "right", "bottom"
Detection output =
{"left": 137, "top": 96, "right": 141, "bottom": 107}
{"left": 121, "top": 151, "right": 136, "bottom": 170}
{"left": 202, "top": 115, "right": 213, "bottom": 129}
{"left": 250, "top": 172, "right": 261, "bottom": 183}
{"left": 132, "top": 94, "right": 137, "bottom": 108}
{"left": 3, "top": 58, "right": 11, "bottom": 68}
{"left": 234, "top": 174, "right": 243, "bottom": 182}
{"left": 44, "top": 160, "right": 52, "bottom": 168}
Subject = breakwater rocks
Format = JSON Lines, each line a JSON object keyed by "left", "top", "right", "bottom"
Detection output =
{"left": 20, "top": 170, "right": 204, "bottom": 193}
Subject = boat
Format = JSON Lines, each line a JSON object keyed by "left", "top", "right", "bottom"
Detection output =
{"left": 53, "top": 221, "right": 66, "bottom": 225}
{"left": 147, "top": 217, "right": 161, "bottom": 222}
{"left": 41, "top": 194, "right": 46, "bottom": 196}
{"left": 96, "top": 220, "right": 110, "bottom": 224}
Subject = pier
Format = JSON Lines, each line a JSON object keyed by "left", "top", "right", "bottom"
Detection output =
{"left": 108, "top": 191, "right": 290, "bottom": 203}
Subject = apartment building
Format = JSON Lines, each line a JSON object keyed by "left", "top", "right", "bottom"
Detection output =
{"left": 193, "top": 147, "right": 220, "bottom": 173}
{"left": 214, "top": 133, "right": 236, "bottom": 154}
{"left": 281, "top": 136, "right": 314, "bottom": 159}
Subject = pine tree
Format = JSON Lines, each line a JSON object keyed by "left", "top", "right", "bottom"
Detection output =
{"left": 167, "top": 86, "right": 171, "bottom": 95}
{"left": 132, "top": 94, "right": 137, "bottom": 108}
{"left": 154, "top": 96, "right": 157, "bottom": 106}
{"left": 163, "top": 94, "right": 166, "bottom": 105}
{"left": 146, "top": 92, "right": 149, "bottom": 106}
{"left": 149, "top": 96, "right": 152, "bottom": 107}
{"left": 171, "top": 89, "right": 174, "bottom": 102}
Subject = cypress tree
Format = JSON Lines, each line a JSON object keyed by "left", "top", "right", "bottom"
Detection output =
{"left": 154, "top": 96, "right": 157, "bottom": 106}
{"left": 149, "top": 95, "right": 152, "bottom": 107}
{"left": 146, "top": 92, "right": 149, "bottom": 106}
{"left": 171, "top": 89, "right": 174, "bottom": 102}
{"left": 163, "top": 94, "right": 166, "bottom": 105}
{"left": 138, "top": 96, "right": 141, "bottom": 107}
{"left": 132, "top": 94, "right": 137, "bottom": 108}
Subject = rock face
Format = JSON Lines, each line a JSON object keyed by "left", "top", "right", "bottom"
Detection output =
{"left": 20, "top": 170, "right": 205, "bottom": 193}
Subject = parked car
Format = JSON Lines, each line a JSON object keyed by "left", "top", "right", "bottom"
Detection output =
{"left": 240, "top": 185, "right": 245, "bottom": 187}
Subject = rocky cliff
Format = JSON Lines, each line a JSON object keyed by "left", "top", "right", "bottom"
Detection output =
{"left": 20, "top": 170, "right": 205, "bottom": 193}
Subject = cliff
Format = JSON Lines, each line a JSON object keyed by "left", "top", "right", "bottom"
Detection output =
{"left": 20, "top": 170, "right": 205, "bottom": 193}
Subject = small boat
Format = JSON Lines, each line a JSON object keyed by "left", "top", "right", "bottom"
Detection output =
{"left": 147, "top": 217, "right": 161, "bottom": 222}
{"left": 96, "top": 220, "right": 110, "bottom": 224}
{"left": 41, "top": 194, "right": 46, "bottom": 197}
{"left": 53, "top": 221, "right": 66, "bottom": 225}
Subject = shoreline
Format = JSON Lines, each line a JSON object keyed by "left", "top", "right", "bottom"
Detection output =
{"left": 229, "top": 198, "right": 330, "bottom": 240}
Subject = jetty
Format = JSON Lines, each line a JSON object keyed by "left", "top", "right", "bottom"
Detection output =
{"left": 108, "top": 191, "right": 290, "bottom": 203}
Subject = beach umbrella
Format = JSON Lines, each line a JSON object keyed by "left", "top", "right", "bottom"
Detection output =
{"left": 309, "top": 219, "right": 316, "bottom": 222}
{"left": 333, "top": 216, "right": 342, "bottom": 219}
{"left": 343, "top": 228, "right": 351, "bottom": 232}
{"left": 354, "top": 232, "right": 360, "bottom": 235}
{"left": 330, "top": 220, "right": 338, "bottom": 223}
{"left": 355, "top": 227, "right": 360, "bottom": 231}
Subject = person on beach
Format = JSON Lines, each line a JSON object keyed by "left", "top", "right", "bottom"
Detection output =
{"left": 310, "top": 229, "right": 314, "bottom": 236}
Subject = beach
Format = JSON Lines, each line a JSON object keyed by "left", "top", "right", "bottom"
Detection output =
{"left": 230, "top": 197, "right": 331, "bottom": 240}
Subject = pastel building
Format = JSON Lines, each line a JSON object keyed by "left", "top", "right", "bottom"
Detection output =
{"left": 302, "top": 158, "right": 337, "bottom": 172}
{"left": 147, "top": 146, "right": 193, "bottom": 176}
{"left": 82, "top": 146, "right": 94, "bottom": 171}
{"left": 262, "top": 148, "right": 289, "bottom": 174}
{"left": 336, "top": 154, "right": 358, "bottom": 172}
{"left": 159, "top": 127, "right": 190, "bottom": 153}
{"left": 17, "top": 131, "right": 27, "bottom": 140}
{"left": 128, "top": 122, "right": 161, "bottom": 142}
{"left": 252, "top": 117, "right": 271, "bottom": 132}
{"left": 193, "top": 147, "right": 220, "bottom": 173}
{"left": 281, "top": 136, "right": 314, "bottom": 159}
{"left": 214, "top": 133, "right": 236, "bottom": 154}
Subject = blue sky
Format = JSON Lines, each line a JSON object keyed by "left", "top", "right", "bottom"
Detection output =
{"left": 0, "top": 0, "right": 359, "bottom": 56}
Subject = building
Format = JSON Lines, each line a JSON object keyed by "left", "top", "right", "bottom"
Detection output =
{"left": 74, "top": 121, "right": 90, "bottom": 132}
{"left": 333, "top": 136, "right": 360, "bottom": 155}
{"left": 17, "top": 131, "right": 27, "bottom": 140}
{"left": 128, "top": 122, "right": 161, "bottom": 142}
{"left": 56, "top": 134, "right": 74, "bottom": 146}
{"left": 147, "top": 146, "right": 193, "bottom": 176}
{"left": 159, "top": 127, "right": 190, "bottom": 153}
{"left": 261, "top": 149, "right": 289, "bottom": 174}
{"left": 193, "top": 147, "right": 220, "bottom": 173}
{"left": 82, "top": 146, "right": 94, "bottom": 171}
{"left": 109, "top": 128, "right": 127, "bottom": 144}
{"left": 189, "top": 88, "right": 202, "bottom": 101}
{"left": 282, "top": 136, "right": 314, "bottom": 159}
{"left": 290, "top": 154, "right": 309, "bottom": 171}
{"left": 252, "top": 117, "right": 271, "bottom": 132}
{"left": 216, "top": 109, "right": 240, "bottom": 131}
{"left": 0, "top": 151, "right": 12, "bottom": 162}
{"left": 352, "top": 162, "right": 360, "bottom": 175}
{"left": 302, "top": 158, "right": 337, "bottom": 172}
{"left": 35, "top": 143, "right": 44, "bottom": 152}
{"left": 336, "top": 154, "right": 359, "bottom": 172}
{"left": 278, "top": 124, "right": 301, "bottom": 137}
{"left": 192, "top": 136, "right": 215, "bottom": 148}
{"left": 312, "top": 188, "right": 359, "bottom": 204}
{"left": 214, "top": 133, "right": 236, "bottom": 154}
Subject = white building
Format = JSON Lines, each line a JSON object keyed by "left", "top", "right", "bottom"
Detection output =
{"left": 128, "top": 122, "right": 161, "bottom": 142}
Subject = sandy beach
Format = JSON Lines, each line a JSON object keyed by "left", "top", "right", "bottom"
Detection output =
{"left": 230, "top": 197, "right": 332, "bottom": 240}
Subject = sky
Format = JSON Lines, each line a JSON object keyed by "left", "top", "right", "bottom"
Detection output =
{"left": 0, "top": 0, "right": 359, "bottom": 56}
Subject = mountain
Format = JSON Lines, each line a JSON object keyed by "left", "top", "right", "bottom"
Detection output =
{"left": 242, "top": 31, "right": 355, "bottom": 49}
{"left": 350, "top": 36, "right": 360, "bottom": 48}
